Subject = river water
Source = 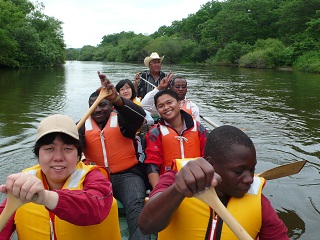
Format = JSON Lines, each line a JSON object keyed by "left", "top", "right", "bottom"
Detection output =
{"left": 0, "top": 61, "right": 319, "bottom": 239}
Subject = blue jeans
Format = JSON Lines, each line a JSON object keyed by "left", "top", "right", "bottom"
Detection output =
{"left": 111, "top": 171, "right": 150, "bottom": 240}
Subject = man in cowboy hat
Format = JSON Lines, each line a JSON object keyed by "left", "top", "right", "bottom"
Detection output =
{"left": 134, "top": 52, "right": 167, "bottom": 99}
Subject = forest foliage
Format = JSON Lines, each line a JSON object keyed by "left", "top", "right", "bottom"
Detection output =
{"left": 1, "top": 0, "right": 320, "bottom": 73}
{"left": 68, "top": 0, "right": 320, "bottom": 73}
{"left": 0, "top": 0, "right": 65, "bottom": 68}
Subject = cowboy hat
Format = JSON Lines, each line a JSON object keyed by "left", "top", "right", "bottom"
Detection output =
{"left": 144, "top": 52, "right": 164, "bottom": 68}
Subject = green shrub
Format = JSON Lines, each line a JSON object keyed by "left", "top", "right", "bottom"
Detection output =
{"left": 239, "top": 38, "right": 290, "bottom": 69}
{"left": 211, "top": 41, "right": 252, "bottom": 66}
{"left": 293, "top": 51, "right": 320, "bottom": 73}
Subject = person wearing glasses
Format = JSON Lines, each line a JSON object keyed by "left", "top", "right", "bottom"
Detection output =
{"left": 141, "top": 75, "right": 200, "bottom": 122}
{"left": 143, "top": 89, "right": 207, "bottom": 189}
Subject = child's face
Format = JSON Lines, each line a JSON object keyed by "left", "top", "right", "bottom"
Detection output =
{"left": 214, "top": 144, "right": 257, "bottom": 200}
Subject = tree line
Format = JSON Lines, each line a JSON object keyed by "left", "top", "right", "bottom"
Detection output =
{"left": 1, "top": 0, "right": 320, "bottom": 73}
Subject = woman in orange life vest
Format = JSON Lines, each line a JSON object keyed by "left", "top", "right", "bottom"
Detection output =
{"left": 139, "top": 125, "right": 289, "bottom": 240}
{"left": 115, "top": 79, "right": 154, "bottom": 162}
{"left": 0, "top": 114, "right": 120, "bottom": 240}
{"left": 144, "top": 89, "right": 207, "bottom": 189}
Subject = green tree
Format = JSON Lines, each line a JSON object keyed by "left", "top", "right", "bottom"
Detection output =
{"left": 0, "top": 0, "right": 65, "bottom": 68}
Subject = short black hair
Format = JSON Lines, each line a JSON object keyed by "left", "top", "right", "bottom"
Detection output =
{"left": 204, "top": 125, "right": 255, "bottom": 161}
{"left": 154, "top": 89, "right": 179, "bottom": 108}
{"left": 33, "top": 132, "right": 83, "bottom": 160}
{"left": 170, "top": 75, "right": 187, "bottom": 87}
{"left": 89, "top": 90, "right": 99, "bottom": 104}
{"left": 115, "top": 79, "right": 136, "bottom": 100}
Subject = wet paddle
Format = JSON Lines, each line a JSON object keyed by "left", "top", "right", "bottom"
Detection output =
{"left": 76, "top": 87, "right": 112, "bottom": 129}
{"left": 195, "top": 187, "right": 253, "bottom": 240}
{"left": 0, "top": 193, "right": 24, "bottom": 232}
{"left": 257, "top": 160, "right": 307, "bottom": 180}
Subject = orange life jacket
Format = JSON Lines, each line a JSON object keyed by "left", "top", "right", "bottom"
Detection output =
{"left": 180, "top": 99, "right": 193, "bottom": 116}
{"left": 84, "top": 113, "right": 138, "bottom": 173}
{"left": 158, "top": 121, "right": 201, "bottom": 173}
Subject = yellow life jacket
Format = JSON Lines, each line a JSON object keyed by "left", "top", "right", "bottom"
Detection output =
{"left": 15, "top": 162, "right": 121, "bottom": 240}
{"left": 158, "top": 158, "right": 264, "bottom": 240}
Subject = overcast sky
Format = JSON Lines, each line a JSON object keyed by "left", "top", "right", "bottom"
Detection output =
{"left": 33, "top": 0, "right": 210, "bottom": 48}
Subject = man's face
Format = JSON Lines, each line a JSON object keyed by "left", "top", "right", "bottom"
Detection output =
{"left": 156, "top": 94, "right": 180, "bottom": 122}
{"left": 213, "top": 144, "right": 257, "bottom": 200}
{"left": 149, "top": 59, "right": 161, "bottom": 73}
{"left": 89, "top": 97, "right": 112, "bottom": 124}
{"left": 171, "top": 78, "right": 187, "bottom": 100}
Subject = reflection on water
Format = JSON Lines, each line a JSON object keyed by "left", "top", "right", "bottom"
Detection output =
{"left": 278, "top": 209, "right": 306, "bottom": 239}
{"left": 0, "top": 61, "right": 319, "bottom": 239}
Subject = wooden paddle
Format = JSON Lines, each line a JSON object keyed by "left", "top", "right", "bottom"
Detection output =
{"left": 139, "top": 76, "right": 157, "bottom": 88}
{"left": 0, "top": 193, "right": 24, "bottom": 232}
{"left": 200, "top": 115, "right": 221, "bottom": 128}
{"left": 257, "top": 160, "right": 307, "bottom": 180}
{"left": 195, "top": 187, "right": 253, "bottom": 240}
{"left": 76, "top": 87, "right": 112, "bottom": 129}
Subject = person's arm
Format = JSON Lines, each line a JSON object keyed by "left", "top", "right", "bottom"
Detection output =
{"left": 141, "top": 87, "right": 159, "bottom": 115}
{"left": 139, "top": 176, "right": 185, "bottom": 234}
{"left": 139, "top": 158, "right": 220, "bottom": 234}
{"left": 115, "top": 97, "right": 146, "bottom": 138}
{"left": 190, "top": 101, "right": 201, "bottom": 122}
{"left": 144, "top": 110, "right": 154, "bottom": 125}
{"left": 144, "top": 126, "right": 164, "bottom": 187}
{"left": 197, "top": 122, "right": 208, "bottom": 157}
{"left": 51, "top": 169, "right": 113, "bottom": 225}
{"left": 0, "top": 199, "right": 16, "bottom": 239}
{"left": 134, "top": 72, "right": 141, "bottom": 93}
{"left": 259, "top": 194, "right": 289, "bottom": 240}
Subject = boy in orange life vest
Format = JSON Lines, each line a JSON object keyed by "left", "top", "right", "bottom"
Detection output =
{"left": 139, "top": 125, "right": 289, "bottom": 240}
{"left": 144, "top": 89, "right": 207, "bottom": 189}
{"left": 0, "top": 114, "right": 120, "bottom": 240}
{"left": 141, "top": 75, "right": 200, "bottom": 121}
{"left": 78, "top": 73, "right": 150, "bottom": 240}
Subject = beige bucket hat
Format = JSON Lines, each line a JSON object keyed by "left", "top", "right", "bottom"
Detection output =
{"left": 144, "top": 52, "right": 164, "bottom": 67}
{"left": 37, "top": 114, "right": 79, "bottom": 141}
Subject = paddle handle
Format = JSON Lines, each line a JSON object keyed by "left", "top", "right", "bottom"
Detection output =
{"left": 76, "top": 88, "right": 112, "bottom": 129}
{"left": 195, "top": 187, "right": 253, "bottom": 240}
{"left": 200, "top": 115, "right": 220, "bottom": 128}
{"left": 0, "top": 193, "right": 24, "bottom": 232}
{"left": 140, "top": 76, "right": 157, "bottom": 88}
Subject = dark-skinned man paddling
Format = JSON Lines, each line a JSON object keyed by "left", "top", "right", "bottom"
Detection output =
{"left": 139, "top": 125, "right": 289, "bottom": 240}
{"left": 78, "top": 72, "right": 150, "bottom": 240}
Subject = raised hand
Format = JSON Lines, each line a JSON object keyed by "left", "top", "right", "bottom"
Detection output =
{"left": 158, "top": 72, "right": 174, "bottom": 90}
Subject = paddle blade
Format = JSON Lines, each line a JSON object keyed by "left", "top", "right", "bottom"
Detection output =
{"left": 257, "top": 160, "right": 307, "bottom": 180}
{"left": 0, "top": 193, "right": 24, "bottom": 232}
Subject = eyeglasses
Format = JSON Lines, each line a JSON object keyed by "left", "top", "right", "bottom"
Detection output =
{"left": 119, "top": 86, "right": 131, "bottom": 92}
{"left": 173, "top": 85, "right": 187, "bottom": 89}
